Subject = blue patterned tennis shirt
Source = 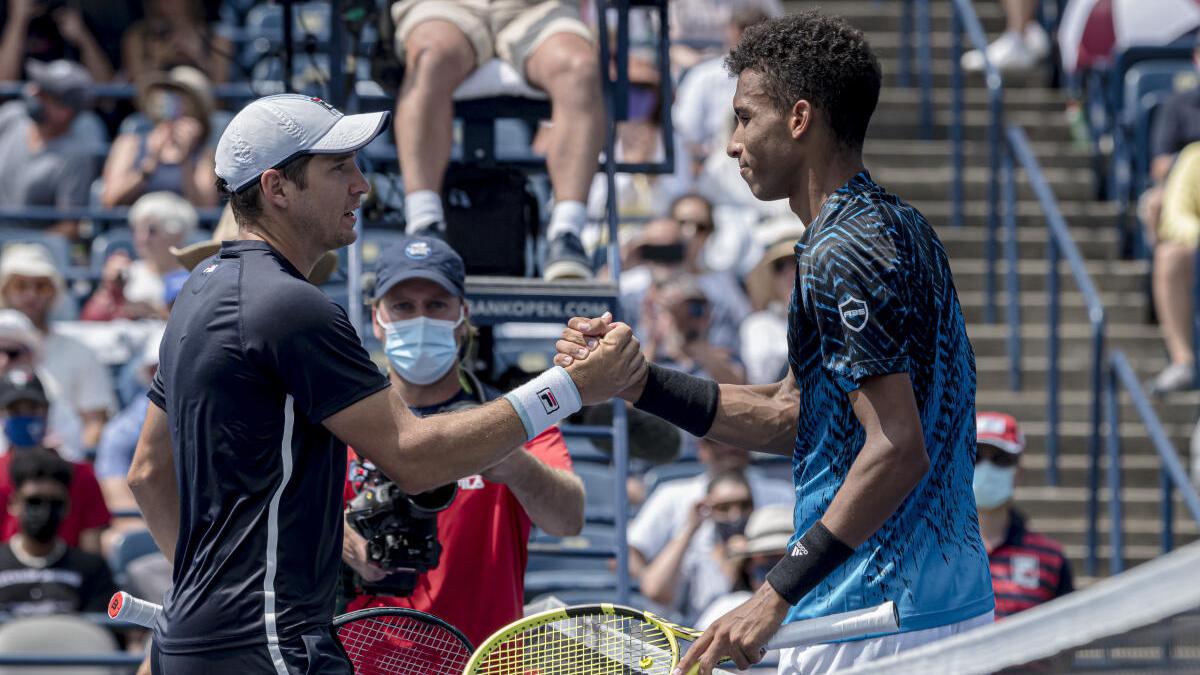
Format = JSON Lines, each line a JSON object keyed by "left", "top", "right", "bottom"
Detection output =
{"left": 785, "top": 171, "right": 994, "bottom": 633}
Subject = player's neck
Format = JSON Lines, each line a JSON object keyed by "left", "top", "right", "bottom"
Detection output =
{"left": 789, "top": 150, "right": 866, "bottom": 224}
{"left": 238, "top": 221, "right": 323, "bottom": 282}
{"left": 390, "top": 367, "right": 464, "bottom": 409}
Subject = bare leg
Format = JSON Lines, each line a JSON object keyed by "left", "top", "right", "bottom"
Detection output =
{"left": 1153, "top": 241, "right": 1196, "bottom": 366}
{"left": 524, "top": 33, "right": 606, "bottom": 204}
{"left": 1002, "top": 0, "right": 1038, "bottom": 32}
{"left": 395, "top": 20, "right": 477, "bottom": 193}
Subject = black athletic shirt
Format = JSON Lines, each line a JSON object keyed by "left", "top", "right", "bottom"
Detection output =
{"left": 148, "top": 240, "right": 389, "bottom": 655}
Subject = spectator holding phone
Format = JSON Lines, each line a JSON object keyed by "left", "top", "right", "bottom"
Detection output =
{"left": 641, "top": 275, "right": 745, "bottom": 385}
{"left": 100, "top": 66, "right": 218, "bottom": 208}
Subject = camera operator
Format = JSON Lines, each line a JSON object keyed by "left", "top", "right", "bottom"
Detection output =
{"left": 342, "top": 236, "right": 586, "bottom": 646}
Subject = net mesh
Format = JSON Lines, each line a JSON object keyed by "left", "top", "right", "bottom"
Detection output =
{"left": 469, "top": 611, "right": 677, "bottom": 674}
{"left": 844, "top": 540, "right": 1200, "bottom": 674}
{"left": 336, "top": 611, "right": 472, "bottom": 675}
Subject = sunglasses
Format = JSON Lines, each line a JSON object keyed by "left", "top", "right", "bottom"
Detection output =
{"left": 0, "top": 347, "right": 27, "bottom": 360}
{"left": 975, "top": 448, "right": 1019, "bottom": 468}
{"left": 678, "top": 218, "right": 715, "bottom": 233}
{"left": 23, "top": 496, "right": 66, "bottom": 509}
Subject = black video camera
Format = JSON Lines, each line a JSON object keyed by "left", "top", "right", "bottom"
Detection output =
{"left": 345, "top": 469, "right": 456, "bottom": 597}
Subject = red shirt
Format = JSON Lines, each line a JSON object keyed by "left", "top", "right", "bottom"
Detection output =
{"left": 0, "top": 452, "right": 112, "bottom": 547}
{"left": 987, "top": 511, "right": 1073, "bottom": 619}
{"left": 344, "top": 426, "right": 572, "bottom": 647}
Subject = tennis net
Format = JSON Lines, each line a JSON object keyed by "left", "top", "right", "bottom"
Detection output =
{"left": 845, "top": 540, "right": 1200, "bottom": 674}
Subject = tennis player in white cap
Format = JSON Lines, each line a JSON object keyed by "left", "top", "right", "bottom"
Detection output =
{"left": 128, "top": 94, "right": 644, "bottom": 674}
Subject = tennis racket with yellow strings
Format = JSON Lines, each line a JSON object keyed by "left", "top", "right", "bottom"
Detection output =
{"left": 462, "top": 601, "right": 898, "bottom": 674}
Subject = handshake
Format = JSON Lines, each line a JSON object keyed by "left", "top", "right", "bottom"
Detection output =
{"left": 554, "top": 312, "right": 650, "bottom": 405}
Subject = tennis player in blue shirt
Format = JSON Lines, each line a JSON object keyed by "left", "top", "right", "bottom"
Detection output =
{"left": 556, "top": 12, "right": 994, "bottom": 674}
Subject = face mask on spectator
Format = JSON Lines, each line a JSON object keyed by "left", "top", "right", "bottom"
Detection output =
{"left": 20, "top": 495, "right": 65, "bottom": 544}
{"left": 4, "top": 415, "right": 47, "bottom": 448}
{"left": 714, "top": 515, "right": 750, "bottom": 541}
{"left": 380, "top": 311, "right": 463, "bottom": 385}
{"left": 22, "top": 94, "right": 46, "bottom": 124}
{"left": 972, "top": 460, "right": 1016, "bottom": 509}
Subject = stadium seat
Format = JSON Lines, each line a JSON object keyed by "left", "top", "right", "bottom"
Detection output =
{"left": 527, "top": 524, "right": 617, "bottom": 573}
{"left": 573, "top": 462, "right": 620, "bottom": 524}
{"left": 527, "top": 589, "right": 650, "bottom": 610}
{"left": 0, "top": 615, "right": 119, "bottom": 675}
{"left": 107, "top": 528, "right": 158, "bottom": 587}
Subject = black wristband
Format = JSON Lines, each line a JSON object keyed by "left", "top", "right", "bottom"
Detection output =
{"left": 632, "top": 362, "right": 719, "bottom": 438}
{"left": 766, "top": 521, "right": 854, "bottom": 605}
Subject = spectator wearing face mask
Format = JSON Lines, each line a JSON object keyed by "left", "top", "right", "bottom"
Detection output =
{"left": 696, "top": 503, "right": 794, "bottom": 630}
{"left": 0, "top": 448, "right": 116, "bottom": 618}
{"left": 0, "top": 370, "right": 109, "bottom": 555}
{"left": 0, "top": 309, "right": 83, "bottom": 459}
{"left": 638, "top": 469, "right": 758, "bottom": 624}
{"left": 341, "top": 236, "right": 585, "bottom": 648}
{"left": 975, "top": 412, "right": 1073, "bottom": 619}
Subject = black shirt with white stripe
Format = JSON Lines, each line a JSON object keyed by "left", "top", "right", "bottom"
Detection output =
{"left": 0, "top": 540, "right": 116, "bottom": 618}
{"left": 149, "top": 240, "right": 388, "bottom": 654}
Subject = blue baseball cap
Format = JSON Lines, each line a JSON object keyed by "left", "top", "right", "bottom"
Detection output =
{"left": 373, "top": 236, "right": 465, "bottom": 301}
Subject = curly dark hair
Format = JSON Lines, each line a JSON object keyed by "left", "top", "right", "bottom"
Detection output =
{"left": 726, "top": 11, "right": 882, "bottom": 150}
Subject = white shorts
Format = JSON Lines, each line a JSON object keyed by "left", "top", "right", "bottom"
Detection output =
{"left": 776, "top": 611, "right": 994, "bottom": 674}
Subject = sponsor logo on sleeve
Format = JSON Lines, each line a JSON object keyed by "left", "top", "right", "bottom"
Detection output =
{"left": 838, "top": 296, "right": 869, "bottom": 332}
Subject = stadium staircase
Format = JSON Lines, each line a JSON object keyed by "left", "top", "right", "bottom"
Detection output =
{"left": 802, "top": 0, "right": 1200, "bottom": 582}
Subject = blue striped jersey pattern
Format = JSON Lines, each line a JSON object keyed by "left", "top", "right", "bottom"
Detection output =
{"left": 784, "top": 171, "right": 995, "bottom": 634}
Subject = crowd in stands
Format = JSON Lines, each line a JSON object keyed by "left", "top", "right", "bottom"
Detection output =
{"left": 1, "top": 0, "right": 1194, "bottom": 665}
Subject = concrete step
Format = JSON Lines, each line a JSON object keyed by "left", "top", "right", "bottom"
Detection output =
{"left": 916, "top": 199, "right": 1119, "bottom": 230}
{"left": 936, "top": 224, "right": 1119, "bottom": 261}
{"left": 866, "top": 138, "right": 1092, "bottom": 170}
{"left": 959, "top": 291, "right": 1149, "bottom": 325}
{"left": 826, "top": 1, "right": 1007, "bottom": 34}
{"left": 1011, "top": 450, "right": 1188, "bottom": 491}
{"left": 975, "top": 354, "right": 1163, "bottom": 390}
{"left": 968, "top": 323, "right": 1167, "bottom": 360}
{"left": 874, "top": 166, "right": 1094, "bottom": 202}
{"left": 1030, "top": 517, "right": 1200, "bottom": 548}
{"left": 869, "top": 109, "right": 1072, "bottom": 143}
{"left": 1014, "top": 420, "right": 1191, "bottom": 459}
{"left": 976, "top": 388, "right": 1200, "bottom": 426}
{"left": 949, "top": 258, "right": 1149, "bottom": 294}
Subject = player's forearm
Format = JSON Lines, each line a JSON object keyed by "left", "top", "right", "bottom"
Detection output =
{"left": 821, "top": 436, "right": 929, "bottom": 548}
{"left": 390, "top": 395, "right": 529, "bottom": 495}
{"left": 706, "top": 380, "right": 799, "bottom": 454}
{"left": 502, "top": 453, "right": 585, "bottom": 537}
{"left": 127, "top": 449, "right": 179, "bottom": 565}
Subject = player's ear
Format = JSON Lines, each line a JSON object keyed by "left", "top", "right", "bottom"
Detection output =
{"left": 260, "top": 169, "right": 289, "bottom": 209}
{"left": 789, "top": 99, "right": 813, "bottom": 141}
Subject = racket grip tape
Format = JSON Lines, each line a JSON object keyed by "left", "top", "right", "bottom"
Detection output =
{"left": 108, "top": 591, "right": 162, "bottom": 628}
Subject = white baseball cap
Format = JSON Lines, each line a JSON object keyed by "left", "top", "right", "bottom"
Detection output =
{"left": 215, "top": 94, "right": 389, "bottom": 193}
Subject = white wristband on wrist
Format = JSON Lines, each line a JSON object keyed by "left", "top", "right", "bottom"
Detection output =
{"left": 504, "top": 366, "right": 582, "bottom": 440}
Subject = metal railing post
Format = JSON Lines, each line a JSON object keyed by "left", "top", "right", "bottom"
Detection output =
{"left": 1105, "top": 362, "right": 1123, "bottom": 575}
{"left": 916, "top": 0, "right": 934, "bottom": 140}
{"left": 1162, "top": 466, "right": 1175, "bottom": 553}
{"left": 1047, "top": 236, "right": 1061, "bottom": 486}
{"left": 1193, "top": 246, "right": 1200, "bottom": 388}
{"left": 950, "top": 5, "right": 964, "bottom": 229}
{"left": 1003, "top": 142, "right": 1021, "bottom": 391}
{"left": 899, "top": 0, "right": 913, "bottom": 88}
{"left": 1086, "top": 325, "right": 1105, "bottom": 576}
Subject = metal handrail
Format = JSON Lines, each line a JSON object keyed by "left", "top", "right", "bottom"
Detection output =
{"left": 948, "top": 0, "right": 1004, "bottom": 292}
{"left": 1104, "top": 350, "right": 1200, "bottom": 574}
{"left": 1007, "top": 125, "right": 1108, "bottom": 574}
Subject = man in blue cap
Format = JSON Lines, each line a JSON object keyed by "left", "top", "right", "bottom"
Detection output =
{"left": 342, "top": 235, "right": 585, "bottom": 647}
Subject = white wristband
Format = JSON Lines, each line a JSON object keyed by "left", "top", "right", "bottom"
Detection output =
{"left": 504, "top": 366, "right": 582, "bottom": 441}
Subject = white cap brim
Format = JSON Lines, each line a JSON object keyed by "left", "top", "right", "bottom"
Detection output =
{"left": 309, "top": 111, "right": 389, "bottom": 155}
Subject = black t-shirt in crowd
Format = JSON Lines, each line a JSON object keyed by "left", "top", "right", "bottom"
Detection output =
{"left": 0, "top": 541, "right": 116, "bottom": 618}
{"left": 149, "top": 241, "right": 389, "bottom": 655}
{"left": 1151, "top": 87, "right": 1200, "bottom": 161}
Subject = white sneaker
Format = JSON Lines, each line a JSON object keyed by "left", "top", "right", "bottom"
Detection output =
{"left": 961, "top": 31, "right": 1038, "bottom": 73}
{"left": 1024, "top": 22, "right": 1050, "bottom": 59}
{"left": 1147, "top": 362, "right": 1196, "bottom": 395}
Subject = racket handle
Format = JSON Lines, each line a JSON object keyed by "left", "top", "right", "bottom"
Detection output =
{"left": 765, "top": 601, "right": 899, "bottom": 650}
{"left": 108, "top": 591, "right": 162, "bottom": 628}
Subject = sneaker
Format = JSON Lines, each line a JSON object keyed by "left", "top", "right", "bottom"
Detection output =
{"left": 543, "top": 232, "right": 593, "bottom": 281}
{"left": 961, "top": 31, "right": 1037, "bottom": 73}
{"left": 1147, "top": 362, "right": 1196, "bottom": 395}
{"left": 1024, "top": 22, "right": 1050, "bottom": 60}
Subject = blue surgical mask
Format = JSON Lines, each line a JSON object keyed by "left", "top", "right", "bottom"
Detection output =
{"left": 4, "top": 416, "right": 47, "bottom": 448}
{"left": 380, "top": 310, "right": 463, "bottom": 385}
{"left": 973, "top": 460, "right": 1016, "bottom": 509}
